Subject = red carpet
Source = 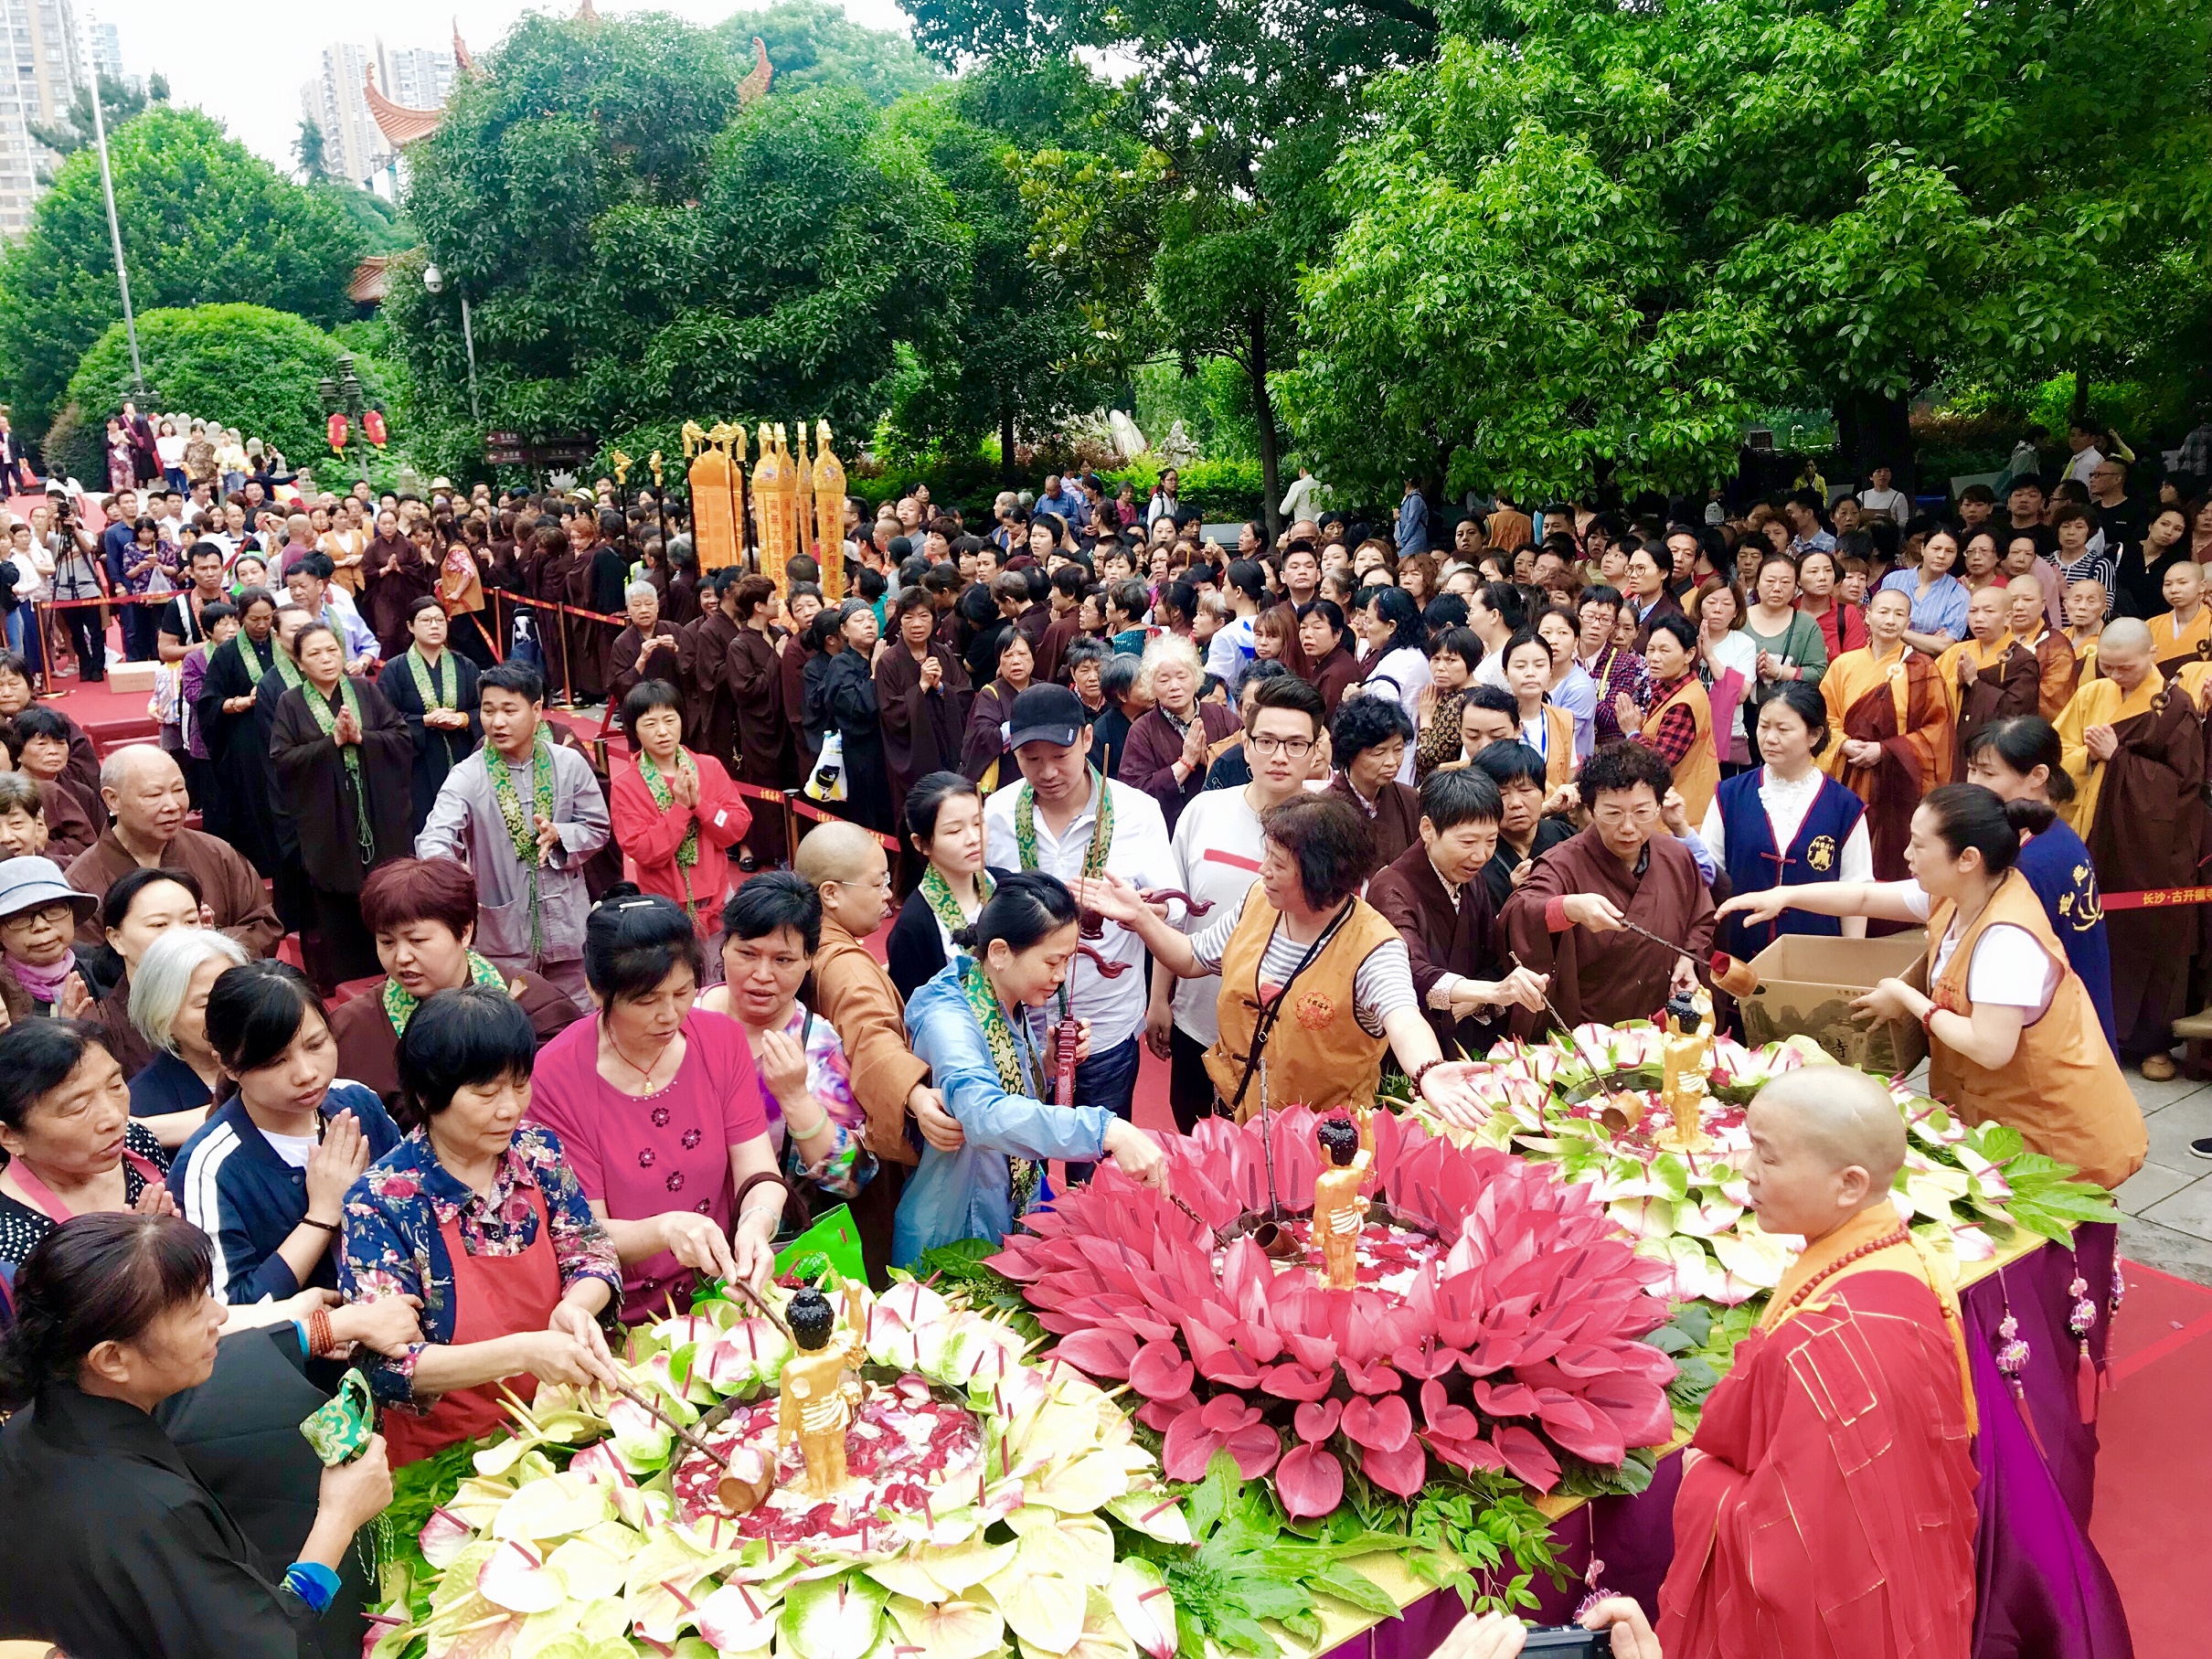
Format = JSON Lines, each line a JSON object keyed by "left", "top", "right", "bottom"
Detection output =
{"left": 2089, "top": 1259, "right": 2212, "bottom": 1658}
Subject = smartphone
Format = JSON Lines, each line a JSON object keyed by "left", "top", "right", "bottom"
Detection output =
{"left": 1516, "top": 1629, "right": 1611, "bottom": 1656}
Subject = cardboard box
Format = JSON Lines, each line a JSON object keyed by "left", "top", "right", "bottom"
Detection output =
{"left": 105, "top": 660, "right": 159, "bottom": 696}
{"left": 1738, "top": 931, "right": 1930, "bottom": 1077}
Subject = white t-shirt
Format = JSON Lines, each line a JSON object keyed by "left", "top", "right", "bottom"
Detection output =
{"left": 1699, "top": 767, "right": 1874, "bottom": 881}
{"left": 1205, "top": 615, "right": 1258, "bottom": 695}
{"left": 1858, "top": 486, "right": 1911, "bottom": 527}
{"left": 260, "top": 1128, "right": 318, "bottom": 1169}
{"left": 1186, "top": 888, "right": 1417, "bottom": 1037}
{"left": 1350, "top": 646, "right": 1431, "bottom": 782}
{"left": 1707, "top": 629, "right": 1759, "bottom": 739}
{"left": 2063, "top": 446, "right": 2104, "bottom": 486}
{"left": 1165, "top": 786, "right": 1270, "bottom": 1045}
{"left": 1895, "top": 883, "right": 2058, "bottom": 1014}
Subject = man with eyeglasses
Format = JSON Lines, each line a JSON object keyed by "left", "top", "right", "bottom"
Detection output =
{"left": 1147, "top": 675, "right": 1328, "bottom": 1133}
{"left": 1499, "top": 739, "right": 1716, "bottom": 1034}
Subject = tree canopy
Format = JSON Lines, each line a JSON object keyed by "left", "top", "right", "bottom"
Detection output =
{"left": 718, "top": 0, "right": 943, "bottom": 106}
{"left": 52, "top": 303, "right": 394, "bottom": 485}
{"left": 0, "top": 106, "right": 365, "bottom": 438}
{"left": 388, "top": 12, "right": 959, "bottom": 474}
{"left": 1284, "top": 0, "right": 2212, "bottom": 497}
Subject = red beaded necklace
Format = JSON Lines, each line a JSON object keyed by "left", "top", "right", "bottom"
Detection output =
{"left": 1763, "top": 1225, "right": 1910, "bottom": 1329}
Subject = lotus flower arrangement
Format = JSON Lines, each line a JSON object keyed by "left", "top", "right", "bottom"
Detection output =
{"left": 365, "top": 1278, "right": 1192, "bottom": 1659}
{"left": 1415, "top": 1023, "right": 2120, "bottom": 1306}
{"left": 986, "top": 1106, "right": 1678, "bottom": 1514}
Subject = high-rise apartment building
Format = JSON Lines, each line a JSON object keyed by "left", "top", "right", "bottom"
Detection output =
{"left": 0, "top": 0, "right": 87, "bottom": 238}
{"left": 300, "top": 38, "right": 453, "bottom": 197}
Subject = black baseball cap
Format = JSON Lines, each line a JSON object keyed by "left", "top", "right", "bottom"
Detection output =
{"left": 1005, "top": 686, "right": 1087, "bottom": 750}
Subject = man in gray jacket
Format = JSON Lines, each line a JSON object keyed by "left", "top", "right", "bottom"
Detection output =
{"left": 417, "top": 662, "right": 609, "bottom": 1006}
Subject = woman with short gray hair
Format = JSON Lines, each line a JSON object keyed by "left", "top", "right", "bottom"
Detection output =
{"left": 607, "top": 577, "right": 686, "bottom": 713}
{"left": 127, "top": 926, "right": 248, "bottom": 1126}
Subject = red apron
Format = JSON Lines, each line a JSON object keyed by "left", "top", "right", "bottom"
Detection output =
{"left": 382, "top": 1181, "right": 565, "bottom": 1466}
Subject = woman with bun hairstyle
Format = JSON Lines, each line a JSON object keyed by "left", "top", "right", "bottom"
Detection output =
{"left": 1963, "top": 715, "right": 2113, "bottom": 1048}
{"left": 521, "top": 887, "right": 786, "bottom": 1320}
{"left": 886, "top": 771, "right": 1007, "bottom": 1002}
{"left": 895, "top": 870, "right": 1168, "bottom": 1264}
{"left": 1717, "top": 782, "right": 2145, "bottom": 1188}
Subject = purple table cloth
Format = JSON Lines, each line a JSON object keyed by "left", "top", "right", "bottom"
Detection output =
{"left": 1324, "top": 1224, "right": 2132, "bottom": 1659}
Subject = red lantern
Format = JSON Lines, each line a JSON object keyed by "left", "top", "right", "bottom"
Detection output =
{"left": 362, "top": 409, "right": 388, "bottom": 448}
{"left": 326, "top": 412, "right": 350, "bottom": 452}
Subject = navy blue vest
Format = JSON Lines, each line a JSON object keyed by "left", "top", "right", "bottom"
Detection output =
{"left": 1716, "top": 768, "right": 1867, "bottom": 961}
{"left": 2015, "top": 818, "right": 2115, "bottom": 1050}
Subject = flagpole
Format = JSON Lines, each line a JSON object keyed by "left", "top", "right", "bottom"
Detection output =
{"left": 80, "top": 8, "right": 143, "bottom": 394}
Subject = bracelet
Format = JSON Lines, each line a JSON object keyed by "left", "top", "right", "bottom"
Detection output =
{"left": 781, "top": 1101, "right": 832, "bottom": 1142}
{"left": 300, "top": 1215, "right": 339, "bottom": 1232}
{"left": 1409, "top": 1058, "right": 1448, "bottom": 1099}
{"left": 307, "top": 1306, "right": 335, "bottom": 1359}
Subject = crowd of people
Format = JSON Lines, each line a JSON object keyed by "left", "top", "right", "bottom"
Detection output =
{"left": 0, "top": 423, "right": 2188, "bottom": 1657}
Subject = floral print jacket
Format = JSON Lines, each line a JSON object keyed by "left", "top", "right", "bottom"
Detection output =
{"left": 337, "top": 1123, "right": 620, "bottom": 1408}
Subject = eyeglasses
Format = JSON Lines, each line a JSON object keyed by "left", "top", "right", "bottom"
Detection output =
{"left": 1247, "top": 734, "right": 1316, "bottom": 759}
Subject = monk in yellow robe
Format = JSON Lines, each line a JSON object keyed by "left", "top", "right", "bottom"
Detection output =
{"left": 2005, "top": 574, "right": 2078, "bottom": 721}
{"left": 1935, "top": 586, "right": 2038, "bottom": 778}
{"left": 2063, "top": 577, "right": 2106, "bottom": 681}
{"left": 2057, "top": 617, "right": 2206, "bottom": 1078}
{"left": 2148, "top": 558, "right": 2212, "bottom": 679}
{"left": 1822, "top": 588, "right": 1952, "bottom": 877}
{"left": 1658, "top": 1068, "right": 1977, "bottom": 1659}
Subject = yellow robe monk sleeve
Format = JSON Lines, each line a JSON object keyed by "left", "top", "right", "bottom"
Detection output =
{"left": 2056, "top": 673, "right": 2163, "bottom": 835}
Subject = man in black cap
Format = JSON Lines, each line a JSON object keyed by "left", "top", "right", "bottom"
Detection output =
{"left": 981, "top": 686, "right": 1179, "bottom": 1138}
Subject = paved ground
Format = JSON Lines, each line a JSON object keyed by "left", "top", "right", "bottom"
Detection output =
{"left": 2111, "top": 1069, "right": 2212, "bottom": 1286}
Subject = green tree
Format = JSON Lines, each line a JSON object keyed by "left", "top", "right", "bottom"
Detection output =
{"left": 56, "top": 303, "right": 393, "bottom": 484}
{"left": 295, "top": 117, "right": 328, "bottom": 180}
{"left": 906, "top": 0, "right": 1441, "bottom": 525}
{"left": 883, "top": 74, "right": 1112, "bottom": 477}
{"left": 0, "top": 106, "right": 365, "bottom": 438}
{"left": 718, "top": 0, "right": 942, "bottom": 106}
{"left": 314, "top": 180, "right": 414, "bottom": 254}
{"left": 1285, "top": 0, "right": 2212, "bottom": 497}
{"left": 25, "top": 75, "right": 147, "bottom": 175}
{"left": 391, "top": 14, "right": 960, "bottom": 468}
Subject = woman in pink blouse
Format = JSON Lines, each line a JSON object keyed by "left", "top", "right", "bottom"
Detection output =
{"left": 523, "top": 888, "right": 785, "bottom": 1323}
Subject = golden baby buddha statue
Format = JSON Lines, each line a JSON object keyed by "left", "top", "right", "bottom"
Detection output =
{"left": 1654, "top": 984, "right": 1717, "bottom": 1152}
{"left": 1313, "top": 1106, "right": 1375, "bottom": 1291}
{"left": 776, "top": 1283, "right": 867, "bottom": 1499}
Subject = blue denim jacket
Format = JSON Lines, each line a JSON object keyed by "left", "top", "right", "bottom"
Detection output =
{"left": 893, "top": 960, "right": 1116, "bottom": 1265}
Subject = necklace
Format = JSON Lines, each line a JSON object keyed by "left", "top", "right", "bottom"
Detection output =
{"left": 606, "top": 1027, "right": 675, "bottom": 1094}
{"left": 1761, "top": 1225, "right": 1909, "bottom": 1329}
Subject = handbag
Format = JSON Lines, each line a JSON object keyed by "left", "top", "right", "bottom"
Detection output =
{"left": 805, "top": 730, "right": 848, "bottom": 803}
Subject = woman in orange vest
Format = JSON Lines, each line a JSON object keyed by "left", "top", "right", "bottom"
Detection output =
{"left": 1616, "top": 613, "right": 1718, "bottom": 824}
{"left": 1072, "top": 793, "right": 1545, "bottom": 1126}
{"left": 1716, "top": 782, "right": 2145, "bottom": 1190}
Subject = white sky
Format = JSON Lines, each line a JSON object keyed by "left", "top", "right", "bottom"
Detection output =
{"left": 86, "top": 0, "right": 920, "bottom": 174}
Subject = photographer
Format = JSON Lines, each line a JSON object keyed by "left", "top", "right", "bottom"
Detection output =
{"left": 42, "top": 489, "right": 104, "bottom": 683}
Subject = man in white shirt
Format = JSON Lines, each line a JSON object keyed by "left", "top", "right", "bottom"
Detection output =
{"left": 984, "top": 686, "right": 1180, "bottom": 1136}
{"left": 1149, "top": 675, "right": 1324, "bottom": 1132}
{"left": 2062, "top": 420, "right": 2106, "bottom": 486}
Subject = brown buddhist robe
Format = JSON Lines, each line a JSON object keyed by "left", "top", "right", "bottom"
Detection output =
{"left": 2058, "top": 670, "right": 2206, "bottom": 1062}
{"left": 66, "top": 827, "right": 282, "bottom": 958}
{"left": 359, "top": 534, "right": 435, "bottom": 661}
{"left": 876, "top": 643, "right": 972, "bottom": 818}
{"left": 1499, "top": 826, "right": 1715, "bottom": 1035}
{"left": 683, "top": 609, "right": 740, "bottom": 760}
{"left": 1307, "top": 645, "right": 1361, "bottom": 717}
{"left": 607, "top": 622, "right": 688, "bottom": 718}
{"left": 1821, "top": 644, "right": 1951, "bottom": 880}
{"left": 330, "top": 971, "right": 581, "bottom": 1113}
{"left": 1950, "top": 639, "right": 2040, "bottom": 778}
{"left": 1324, "top": 772, "right": 1423, "bottom": 872}
{"left": 1367, "top": 839, "right": 1502, "bottom": 1058}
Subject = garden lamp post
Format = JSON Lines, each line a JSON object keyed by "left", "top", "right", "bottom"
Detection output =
{"left": 422, "top": 263, "right": 482, "bottom": 427}
{"left": 319, "top": 356, "right": 371, "bottom": 487}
